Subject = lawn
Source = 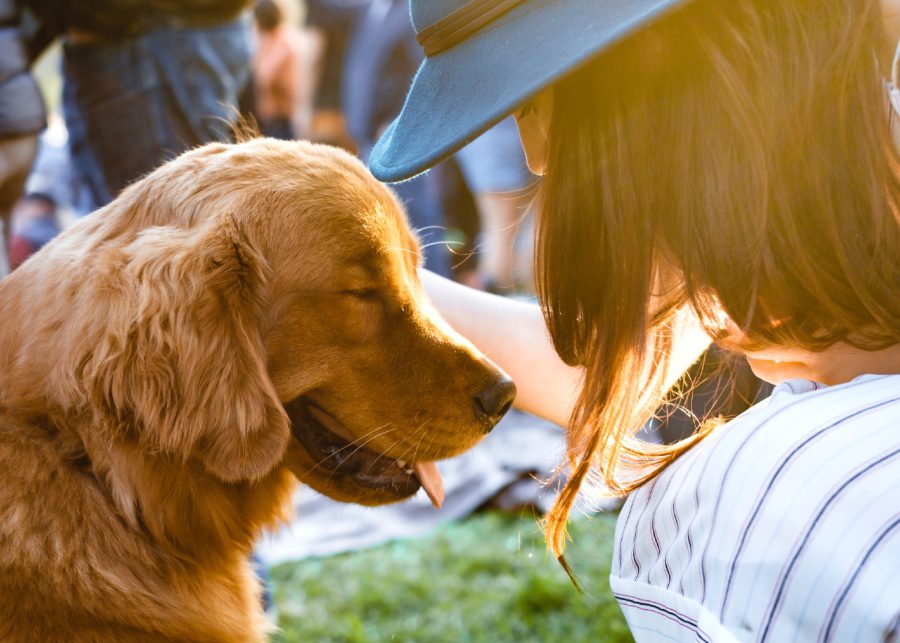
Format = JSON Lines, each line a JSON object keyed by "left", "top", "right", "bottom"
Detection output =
{"left": 270, "top": 510, "right": 633, "bottom": 642}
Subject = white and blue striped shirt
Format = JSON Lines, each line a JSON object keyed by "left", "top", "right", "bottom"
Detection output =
{"left": 611, "top": 374, "right": 900, "bottom": 642}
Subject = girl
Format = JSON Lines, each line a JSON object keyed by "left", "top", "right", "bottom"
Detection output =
{"left": 370, "top": 0, "right": 900, "bottom": 640}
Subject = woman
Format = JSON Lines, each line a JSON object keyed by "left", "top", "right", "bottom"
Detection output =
{"left": 370, "top": 0, "right": 900, "bottom": 640}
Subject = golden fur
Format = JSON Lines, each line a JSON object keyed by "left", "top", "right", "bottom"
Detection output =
{"left": 0, "top": 139, "right": 510, "bottom": 641}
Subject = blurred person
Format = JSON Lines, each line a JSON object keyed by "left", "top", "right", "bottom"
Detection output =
{"left": 27, "top": 0, "right": 253, "bottom": 210}
{"left": 303, "top": 0, "right": 366, "bottom": 150}
{"left": 7, "top": 191, "right": 58, "bottom": 270}
{"left": 342, "top": 0, "right": 450, "bottom": 276}
{"left": 0, "top": 0, "right": 46, "bottom": 276}
{"left": 455, "top": 117, "right": 532, "bottom": 295}
{"left": 370, "top": 0, "right": 900, "bottom": 640}
{"left": 26, "top": 114, "right": 92, "bottom": 220}
{"left": 252, "top": 0, "right": 314, "bottom": 139}
{"left": 437, "top": 157, "right": 482, "bottom": 284}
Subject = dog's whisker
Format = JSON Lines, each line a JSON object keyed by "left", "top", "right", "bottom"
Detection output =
{"left": 392, "top": 418, "right": 431, "bottom": 459}
{"left": 385, "top": 418, "right": 432, "bottom": 470}
{"left": 385, "top": 240, "right": 467, "bottom": 260}
{"left": 318, "top": 427, "right": 399, "bottom": 468}
{"left": 366, "top": 431, "right": 419, "bottom": 471}
{"left": 366, "top": 418, "right": 432, "bottom": 472}
{"left": 407, "top": 423, "right": 432, "bottom": 470}
{"left": 305, "top": 424, "right": 400, "bottom": 475}
{"left": 418, "top": 240, "right": 467, "bottom": 250}
{"left": 386, "top": 245, "right": 424, "bottom": 259}
{"left": 305, "top": 423, "right": 392, "bottom": 470}
{"left": 340, "top": 422, "right": 395, "bottom": 449}
{"left": 334, "top": 425, "right": 404, "bottom": 468}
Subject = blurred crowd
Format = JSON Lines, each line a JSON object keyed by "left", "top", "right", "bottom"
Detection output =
{"left": 0, "top": 0, "right": 537, "bottom": 293}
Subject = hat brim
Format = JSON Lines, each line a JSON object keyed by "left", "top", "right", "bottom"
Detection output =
{"left": 369, "top": 0, "right": 684, "bottom": 183}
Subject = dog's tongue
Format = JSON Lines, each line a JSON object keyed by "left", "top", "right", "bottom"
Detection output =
{"left": 414, "top": 462, "right": 444, "bottom": 509}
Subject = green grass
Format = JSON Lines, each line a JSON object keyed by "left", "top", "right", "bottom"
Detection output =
{"left": 270, "top": 510, "right": 633, "bottom": 643}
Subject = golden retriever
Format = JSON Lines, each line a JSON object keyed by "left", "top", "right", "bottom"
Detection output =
{"left": 0, "top": 139, "right": 515, "bottom": 642}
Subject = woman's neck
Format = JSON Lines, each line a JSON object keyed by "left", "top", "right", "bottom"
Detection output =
{"left": 743, "top": 342, "right": 900, "bottom": 386}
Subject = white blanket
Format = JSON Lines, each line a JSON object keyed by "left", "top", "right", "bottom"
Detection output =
{"left": 256, "top": 410, "right": 566, "bottom": 564}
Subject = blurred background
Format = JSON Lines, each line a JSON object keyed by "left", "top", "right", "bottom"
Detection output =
{"left": 1, "top": 0, "right": 631, "bottom": 639}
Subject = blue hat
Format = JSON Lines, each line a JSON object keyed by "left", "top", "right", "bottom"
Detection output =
{"left": 369, "top": 0, "right": 686, "bottom": 183}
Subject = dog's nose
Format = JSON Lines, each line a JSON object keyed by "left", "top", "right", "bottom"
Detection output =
{"left": 474, "top": 377, "right": 517, "bottom": 429}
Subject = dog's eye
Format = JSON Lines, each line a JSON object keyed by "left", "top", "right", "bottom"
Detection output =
{"left": 343, "top": 288, "right": 379, "bottom": 299}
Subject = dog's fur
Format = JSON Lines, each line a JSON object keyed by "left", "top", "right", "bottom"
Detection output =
{"left": 0, "top": 139, "right": 509, "bottom": 641}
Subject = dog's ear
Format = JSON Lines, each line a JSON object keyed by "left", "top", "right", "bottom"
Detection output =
{"left": 88, "top": 213, "right": 290, "bottom": 482}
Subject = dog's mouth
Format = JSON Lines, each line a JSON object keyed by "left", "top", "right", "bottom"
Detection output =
{"left": 283, "top": 397, "right": 444, "bottom": 507}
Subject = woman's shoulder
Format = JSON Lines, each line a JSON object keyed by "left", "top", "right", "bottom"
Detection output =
{"left": 681, "top": 373, "right": 900, "bottom": 486}
{"left": 612, "top": 374, "right": 900, "bottom": 641}
{"left": 618, "top": 374, "right": 900, "bottom": 554}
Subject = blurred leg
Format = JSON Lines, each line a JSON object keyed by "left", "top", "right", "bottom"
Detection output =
{"left": 454, "top": 117, "right": 533, "bottom": 292}
{"left": 0, "top": 134, "right": 38, "bottom": 276}
{"left": 391, "top": 170, "right": 452, "bottom": 278}
{"left": 473, "top": 191, "right": 529, "bottom": 292}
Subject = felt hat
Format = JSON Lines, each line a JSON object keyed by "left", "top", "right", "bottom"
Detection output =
{"left": 369, "top": 0, "right": 687, "bottom": 183}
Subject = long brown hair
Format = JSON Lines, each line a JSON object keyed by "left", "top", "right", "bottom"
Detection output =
{"left": 537, "top": 0, "right": 900, "bottom": 559}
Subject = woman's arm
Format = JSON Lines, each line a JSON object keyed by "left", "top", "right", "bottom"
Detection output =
{"left": 420, "top": 270, "right": 712, "bottom": 427}
{"left": 883, "top": 0, "right": 900, "bottom": 72}
{"left": 421, "top": 269, "right": 583, "bottom": 426}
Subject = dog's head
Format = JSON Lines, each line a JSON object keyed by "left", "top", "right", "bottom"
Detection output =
{"left": 69, "top": 139, "right": 514, "bottom": 506}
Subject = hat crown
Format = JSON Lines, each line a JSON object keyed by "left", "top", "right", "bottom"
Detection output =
{"left": 409, "top": 0, "right": 469, "bottom": 33}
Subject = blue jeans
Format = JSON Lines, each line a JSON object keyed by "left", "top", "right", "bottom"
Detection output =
{"left": 62, "top": 15, "right": 251, "bottom": 210}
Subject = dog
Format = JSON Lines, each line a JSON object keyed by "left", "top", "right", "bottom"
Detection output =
{"left": 0, "top": 139, "right": 515, "bottom": 641}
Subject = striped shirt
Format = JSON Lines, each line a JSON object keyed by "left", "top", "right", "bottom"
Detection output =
{"left": 611, "top": 374, "right": 900, "bottom": 642}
